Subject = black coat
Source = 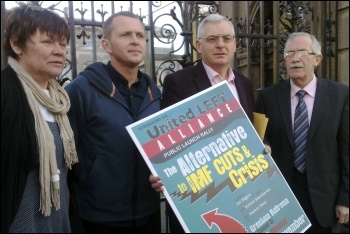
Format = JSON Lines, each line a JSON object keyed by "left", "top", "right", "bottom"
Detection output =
{"left": 1, "top": 65, "right": 39, "bottom": 233}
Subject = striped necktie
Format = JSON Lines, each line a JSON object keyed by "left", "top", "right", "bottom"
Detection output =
{"left": 294, "top": 90, "right": 308, "bottom": 173}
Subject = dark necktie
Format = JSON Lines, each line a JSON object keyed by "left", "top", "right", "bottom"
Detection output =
{"left": 294, "top": 90, "right": 308, "bottom": 173}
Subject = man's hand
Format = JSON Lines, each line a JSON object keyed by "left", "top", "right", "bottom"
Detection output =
{"left": 149, "top": 174, "right": 164, "bottom": 193}
{"left": 264, "top": 144, "right": 271, "bottom": 154}
{"left": 336, "top": 205, "right": 349, "bottom": 224}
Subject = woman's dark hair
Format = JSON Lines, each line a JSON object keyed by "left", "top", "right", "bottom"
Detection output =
{"left": 3, "top": 3, "right": 70, "bottom": 60}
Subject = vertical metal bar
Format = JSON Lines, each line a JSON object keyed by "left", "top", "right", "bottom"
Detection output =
{"left": 111, "top": 2, "right": 115, "bottom": 14}
{"left": 273, "top": 1, "right": 280, "bottom": 84}
{"left": 232, "top": 2, "right": 238, "bottom": 70}
{"left": 321, "top": 1, "right": 327, "bottom": 78}
{"left": 327, "top": 1, "right": 330, "bottom": 80}
{"left": 259, "top": 1, "right": 265, "bottom": 88}
{"left": 68, "top": 1, "right": 78, "bottom": 79}
{"left": 183, "top": 2, "right": 190, "bottom": 61}
{"left": 334, "top": 1, "right": 338, "bottom": 82}
{"left": 91, "top": 1, "right": 97, "bottom": 63}
{"left": 148, "top": 1, "right": 156, "bottom": 83}
{"left": 246, "top": 1, "right": 251, "bottom": 80}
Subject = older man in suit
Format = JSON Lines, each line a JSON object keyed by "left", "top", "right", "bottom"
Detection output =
{"left": 150, "top": 13, "right": 266, "bottom": 233}
{"left": 255, "top": 32, "right": 349, "bottom": 233}
{"left": 160, "top": 15, "right": 254, "bottom": 119}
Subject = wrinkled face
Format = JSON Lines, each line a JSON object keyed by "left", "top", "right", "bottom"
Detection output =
{"left": 13, "top": 29, "right": 67, "bottom": 83}
{"left": 102, "top": 15, "right": 146, "bottom": 68}
{"left": 196, "top": 20, "right": 236, "bottom": 70}
{"left": 284, "top": 35, "right": 322, "bottom": 85}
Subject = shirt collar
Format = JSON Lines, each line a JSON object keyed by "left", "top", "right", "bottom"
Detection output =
{"left": 202, "top": 60, "right": 235, "bottom": 83}
{"left": 106, "top": 61, "right": 144, "bottom": 86}
{"left": 290, "top": 74, "right": 317, "bottom": 99}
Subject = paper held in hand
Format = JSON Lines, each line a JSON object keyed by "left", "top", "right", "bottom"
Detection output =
{"left": 253, "top": 112, "right": 269, "bottom": 141}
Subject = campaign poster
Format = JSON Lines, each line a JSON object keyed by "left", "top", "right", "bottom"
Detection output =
{"left": 126, "top": 82, "right": 311, "bottom": 233}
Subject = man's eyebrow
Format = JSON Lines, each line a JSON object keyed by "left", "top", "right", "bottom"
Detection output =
{"left": 120, "top": 30, "right": 144, "bottom": 34}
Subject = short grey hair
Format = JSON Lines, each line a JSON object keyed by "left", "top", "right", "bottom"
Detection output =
{"left": 197, "top": 13, "right": 235, "bottom": 39}
{"left": 284, "top": 32, "right": 322, "bottom": 56}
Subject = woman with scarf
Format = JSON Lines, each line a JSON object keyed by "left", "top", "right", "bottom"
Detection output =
{"left": 1, "top": 3, "right": 78, "bottom": 233}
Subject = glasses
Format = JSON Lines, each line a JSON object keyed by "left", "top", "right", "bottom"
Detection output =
{"left": 199, "top": 34, "right": 235, "bottom": 44}
{"left": 284, "top": 50, "right": 316, "bottom": 60}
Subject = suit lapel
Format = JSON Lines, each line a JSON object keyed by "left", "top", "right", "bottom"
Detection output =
{"left": 192, "top": 62, "right": 249, "bottom": 110}
{"left": 192, "top": 62, "right": 212, "bottom": 91}
{"left": 308, "top": 78, "right": 331, "bottom": 141}
{"left": 235, "top": 74, "right": 248, "bottom": 112}
{"left": 278, "top": 81, "right": 294, "bottom": 147}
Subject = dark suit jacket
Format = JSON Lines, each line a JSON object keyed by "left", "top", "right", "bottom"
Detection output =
{"left": 255, "top": 77, "right": 349, "bottom": 227}
{"left": 161, "top": 60, "right": 255, "bottom": 121}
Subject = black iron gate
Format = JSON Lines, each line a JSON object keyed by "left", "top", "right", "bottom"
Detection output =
{"left": 1, "top": 1, "right": 339, "bottom": 93}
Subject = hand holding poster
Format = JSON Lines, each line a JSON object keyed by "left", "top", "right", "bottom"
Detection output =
{"left": 126, "top": 82, "right": 311, "bottom": 233}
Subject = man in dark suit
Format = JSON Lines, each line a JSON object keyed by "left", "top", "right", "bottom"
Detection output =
{"left": 255, "top": 32, "right": 349, "bottom": 233}
{"left": 150, "top": 13, "right": 269, "bottom": 233}
{"left": 160, "top": 58, "right": 255, "bottom": 119}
